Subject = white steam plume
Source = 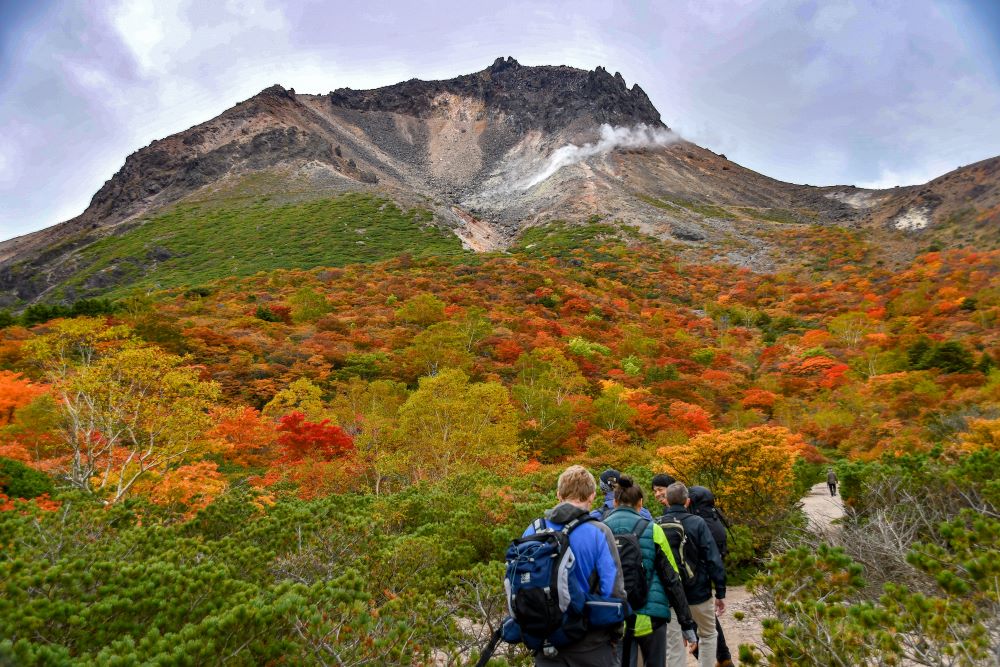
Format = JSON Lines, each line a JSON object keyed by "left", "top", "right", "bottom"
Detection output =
{"left": 520, "top": 123, "right": 679, "bottom": 189}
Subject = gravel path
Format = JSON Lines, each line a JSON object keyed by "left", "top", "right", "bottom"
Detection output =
{"left": 678, "top": 482, "right": 845, "bottom": 665}
{"left": 801, "top": 481, "right": 845, "bottom": 537}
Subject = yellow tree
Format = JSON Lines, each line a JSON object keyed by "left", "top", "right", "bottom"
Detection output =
{"left": 959, "top": 417, "right": 1000, "bottom": 452}
{"left": 395, "top": 293, "right": 446, "bottom": 326}
{"left": 330, "top": 377, "right": 409, "bottom": 494}
{"left": 827, "top": 311, "right": 873, "bottom": 348}
{"left": 24, "top": 317, "right": 132, "bottom": 376}
{"left": 262, "top": 377, "right": 327, "bottom": 421}
{"left": 658, "top": 426, "right": 804, "bottom": 533}
{"left": 396, "top": 368, "right": 519, "bottom": 481}
{"left": 404, "top": 323, "right": 474, "bottom": 377}
{"left": 593, "top": 381, "right": 637, "bottom": 433}
{"left": 512, "top": 347, "right": 587, "bottom": 459}
{"left": 48, "top": 344, "right": 220, "bottom": 503}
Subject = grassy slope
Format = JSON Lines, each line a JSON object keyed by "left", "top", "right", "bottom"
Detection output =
{"left": 60, "top": 193, "right": 468, "bottom": 299}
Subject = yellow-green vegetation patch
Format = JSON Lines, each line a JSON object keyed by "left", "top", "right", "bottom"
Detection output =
{"left": 638, "top": 193, "right": 736, "bottom": 219}
{"left": 737, "top": 207, "right": 814, "bottom": 224}
{"left": 511, "top": 220, "right": 653, "bottom": 260}
{"left": 63, "top": 193, "right": 467, "bottom": 299}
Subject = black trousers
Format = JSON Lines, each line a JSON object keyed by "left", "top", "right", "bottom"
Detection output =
{"left": 829, "top": 482, "right": 837, "bottom": 496}
{"left": 628, "top": 618, "right": 667, "bottom": 667}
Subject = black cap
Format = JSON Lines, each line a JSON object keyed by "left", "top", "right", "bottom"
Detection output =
{"left": 599, "top": 469, "right": 620, "bottom": 493}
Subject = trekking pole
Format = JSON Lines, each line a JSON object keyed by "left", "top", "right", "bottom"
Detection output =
{"left": 620, "top": 615, "right": 636, "bottom": 667}
{"left": 474, "top": 626, "right": 504, "bottom": 667}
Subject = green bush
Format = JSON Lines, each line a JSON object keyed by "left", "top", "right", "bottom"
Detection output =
{"left": 745, "top": 450, "right": 1000, "bottom": 665}
{"left": 0, "top": 472, "right": 553, "bottom": 664}
{"left": 792, "top": 459, "right": 826, "bottom": 499}
{"left": 0, "top": 457, "right": 54, "bottom": 499}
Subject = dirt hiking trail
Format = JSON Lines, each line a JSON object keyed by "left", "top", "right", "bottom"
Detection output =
{"left": 684, "top": 482, "right": 845, "bottom": 666}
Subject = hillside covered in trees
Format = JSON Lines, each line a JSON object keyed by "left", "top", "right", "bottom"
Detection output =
{"left": 1, "top": 205, "right": 997, "bottom": 664}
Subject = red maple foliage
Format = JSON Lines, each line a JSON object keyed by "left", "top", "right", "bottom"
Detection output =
{"left": 276, "top": 411, "right": 354, "bottom": 462}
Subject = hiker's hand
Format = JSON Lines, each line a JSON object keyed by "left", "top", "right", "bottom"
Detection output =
{"left": 682, "top": 629, "right": 698, "bottom": 650}
{"left": 715, "top": 598, "right": 726, "bottom": 615}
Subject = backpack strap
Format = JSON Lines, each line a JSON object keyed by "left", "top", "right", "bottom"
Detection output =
{"left": 632, "top": 518, "right": 652, "bottom": 584}
{"left": 561, "top": 514, "right": 594, "bottom": 535}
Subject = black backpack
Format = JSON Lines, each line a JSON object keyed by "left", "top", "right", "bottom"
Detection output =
{"left": 656, "top": 513, "right": 700, "bottom": 588}
{"left": 609, "top": 517, "right": 651, "bottom": 612}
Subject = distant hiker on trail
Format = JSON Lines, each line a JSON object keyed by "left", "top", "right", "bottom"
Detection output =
{"left": 688, "top": 486, "right": 734, "bottom": 667}
{"left": 604, "top": 475, "right": 698, "bottom": 667}
{"left": 511, "top": 465, "right": 628, "bottom": 667}
{"left": 593, "top": 468, "right": 653, "bottom": 521}
{"left": 657, "top": 482, "right": 727, "bottom": 667}
{"left": 827, "top": 468, "right": 838, "bottom": 496}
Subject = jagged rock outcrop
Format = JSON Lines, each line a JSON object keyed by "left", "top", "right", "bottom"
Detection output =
{"left": 328, "top": 57, "right": 661, "bottom": 131}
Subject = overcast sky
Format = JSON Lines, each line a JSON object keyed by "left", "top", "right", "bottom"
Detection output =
{"left": 1, "top": 0, "right": 999, "bottom": 242}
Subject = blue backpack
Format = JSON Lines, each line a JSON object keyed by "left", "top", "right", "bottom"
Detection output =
{"left": 502, "top": 515, "right": 626, "bottom": 651}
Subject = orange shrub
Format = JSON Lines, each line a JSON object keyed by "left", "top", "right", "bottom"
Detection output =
{"left": 658, "top": 426, "right": 805, "bottom": 528}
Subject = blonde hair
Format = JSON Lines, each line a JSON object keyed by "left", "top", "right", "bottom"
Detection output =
{"left": 557, "top": 465, "right": 597, "bottom": 502}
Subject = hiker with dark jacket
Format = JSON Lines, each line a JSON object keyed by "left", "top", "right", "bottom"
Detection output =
{"left": 605, "top": 475, "right": 698, "bottom": 667}
{"left": 521, "top": 465, "right": 627, "bottom": 667}
{"left": 688, "top": 486, "right": 734, "bottom": 667}
{"left": 827, "top": 468, "right": 838, "bottom": 496}
{"left": 593, "top": 468, "right": 653, "bottom": 521}
{"left": 659, "top": 483, "right": 727, "bottom": 667}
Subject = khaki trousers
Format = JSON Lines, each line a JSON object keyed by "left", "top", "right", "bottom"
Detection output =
{"left": 666, "top": 600, "right": 717, "bottom": 667}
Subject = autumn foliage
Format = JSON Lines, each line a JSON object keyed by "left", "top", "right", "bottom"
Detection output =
{"left": 659, "top": 426, "right": 821, "bottom": 538}
{"left": 276, "top": 411, "right": 354, "bottom": 462}
{"left": 0, "top": 371, "right": 44, "bottom": 426}
{"left": 0, "top": 220, "right": 997, "bottom": 664}
{"left": 0, "top": 234, "right": 995, "bottom": 515}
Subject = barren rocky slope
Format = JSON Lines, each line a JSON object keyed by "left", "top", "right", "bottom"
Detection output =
{"left": 2, "top": 58, "right": 997, "bottom": 305}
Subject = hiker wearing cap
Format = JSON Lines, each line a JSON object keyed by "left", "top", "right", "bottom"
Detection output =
{"left": 688, "top": 486, "right": 734, "bottom": 667}
{"left": 593, "top": 469, "right": 653, "bottom": 522}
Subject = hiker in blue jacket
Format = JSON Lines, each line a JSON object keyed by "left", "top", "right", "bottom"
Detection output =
{"left": 593, "top": 468, "right": 653, "bottom": 521}
{"left": 522, "top": 465, "right": 627, "bottom": 667}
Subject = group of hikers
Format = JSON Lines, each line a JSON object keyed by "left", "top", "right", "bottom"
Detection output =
{"left": 491, "top": 466, "right": 735, "bottom": 667}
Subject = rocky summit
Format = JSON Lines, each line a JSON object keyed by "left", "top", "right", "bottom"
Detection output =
{"left": 1, "top": 58, "right": 998, "bottom": 306}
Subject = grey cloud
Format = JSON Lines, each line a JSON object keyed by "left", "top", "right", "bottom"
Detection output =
{"left": 1, "top": 0, "right": 998, "bottom": 241}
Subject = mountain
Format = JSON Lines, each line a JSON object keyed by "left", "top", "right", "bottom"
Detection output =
{"left": 1, "top": 57, "right": 997, "bottom": 306}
